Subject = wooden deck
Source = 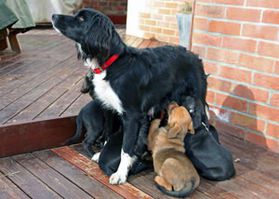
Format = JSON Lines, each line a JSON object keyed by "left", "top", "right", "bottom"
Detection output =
{"left": 1, "top": 28, "right": 279, "bottom": 198}
{"left": 0, "top": 27, "right": 160, "bottom": 125}
{"left": 1, "top": 131, "right": 279, "bottom": 199}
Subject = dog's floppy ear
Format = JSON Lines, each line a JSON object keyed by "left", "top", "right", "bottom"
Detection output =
{"left": 167, "top": 123, "right": 181, "bottom": 139}
{"left": 85, "top": 15, "right": 113, "bottom": 58}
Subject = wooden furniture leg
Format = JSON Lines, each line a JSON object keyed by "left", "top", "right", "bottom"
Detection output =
{"left": 8, "top": 31, "right": 21, "bottom": 53}
{"left": 0, "top": 29, "right": 8, "bottom": 51}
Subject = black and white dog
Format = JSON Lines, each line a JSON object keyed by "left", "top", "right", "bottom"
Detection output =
{"left": 52, "top": 8, "right": 208, "bottom": 184}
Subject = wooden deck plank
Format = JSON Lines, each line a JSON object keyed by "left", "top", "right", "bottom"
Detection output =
{"left": 220, "top": 133, "right": 279, "bottom": 179}
{"left": 37, "top": 80, "right": 90, "bottom": 120}
{"left": 0, "top": 157, "right": 61, "bottom": 199}
{"left": 0, "top": 116, "right": 76, "bottom": 157}
{"left": 70, "top": 144, "right": 211, "bottom": 199}
{"left": 52, "top": 146, "right": 153, "bottom": 199}
{"left": 0, "top": 59, "right": 81, "bottom": 124}
{"left": 0, "top": 28, "right": 149, "bottom": 126}
{"left": 0, "top": 172, "right": 30, "bottom": 199}
{"left": 197, "top": 179, "right": 239, "bottom": 199}
{"left": 13, "top": 153, "right": 93, "bottom": 199}
{"left": 9, "top": 68, "right": 84, "bottom": 123}
{"left": 0, "top": 57, "right": 77, "bottom": 111}
{"left": 0, "top": 36, "right": 71, "bottom": 85}
{"left": 60, "top": 93, "right": 92, "bottom": 117}
{"left": 34, "top": 150, "right": 123, "bottom": 199}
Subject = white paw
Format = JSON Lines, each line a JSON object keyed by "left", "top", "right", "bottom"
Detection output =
{"left": 91, "top": 152, "right": 100, "bottom": 163}
{"left": 109, "top": 172, "right": 127, "bottom": 184}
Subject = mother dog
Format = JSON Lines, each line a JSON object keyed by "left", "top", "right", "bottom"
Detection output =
{"left": 52, "top": 8, "right": 207, "bottom": 184}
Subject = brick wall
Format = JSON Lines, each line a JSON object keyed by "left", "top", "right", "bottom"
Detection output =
{"left": 192, "top": 0, "right": 279, "bottom": 153}
{"left": 127, "top": 0, "right": 191, "bottom": 43}
{"left": 83, "top": 0, "right": 127, "bottom": 15}
{"left": 126, "top": 0, "right": 279, "bottom": 152}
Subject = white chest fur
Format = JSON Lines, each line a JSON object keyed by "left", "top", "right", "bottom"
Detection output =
{"left": 93, "top": 71, "right": 124, "bottom": 114}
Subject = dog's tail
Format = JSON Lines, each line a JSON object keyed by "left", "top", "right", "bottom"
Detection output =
{"left": 155, "top": 177, "right": 196, "bottom": 198}
{"left": 65, "top": 115, "right": 84, "bottom": 145}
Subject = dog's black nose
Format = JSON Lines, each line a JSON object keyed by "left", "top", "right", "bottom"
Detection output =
{"left": 52, "top": 14, "right": 59, "bottom": 22}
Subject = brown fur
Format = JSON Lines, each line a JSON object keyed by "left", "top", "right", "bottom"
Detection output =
{"left": 148, "top": 102, "right": 200, "bottom": 193}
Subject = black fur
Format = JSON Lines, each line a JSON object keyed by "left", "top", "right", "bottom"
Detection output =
{"left": 52, "top": 8, "right": 208, "bottom": 177}
{"left": 66, "top": 99, "right": 122, "bottom": 157}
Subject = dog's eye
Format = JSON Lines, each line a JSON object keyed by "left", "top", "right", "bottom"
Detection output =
{"left": 78, "top": 16, "right": 84, "bottom": 22}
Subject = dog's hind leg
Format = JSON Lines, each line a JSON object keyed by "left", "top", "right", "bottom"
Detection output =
{"left": 155, "top": 176, "right": 173, "bottom": 191}
{"left": 83, "top": 124, "right": 103, "bottom": 157}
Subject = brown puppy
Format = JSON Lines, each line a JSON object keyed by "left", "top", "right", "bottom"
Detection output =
{"left": 148, "top": 102, "right": 200, "bottom": 197}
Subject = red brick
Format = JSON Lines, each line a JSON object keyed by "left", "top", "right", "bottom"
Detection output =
{"left": 270, "top": 93, "right": 279, "bottom": 106}
{"left": 195, "top": 4, "right": 225, "bottom": 18}
{"left": 262, "top": 10, "right": 279, "bottom": 25}
{"left": 233, "top": 85, "right": 269, "bottom": 103}
{"left": 144, "top": 19, "right": 156, "bottom": 26}
{"left": 149, "top": 27, "right": 162, "bottom": 33}
{"left": 267, "top": 123, "right": 279, "bottom": 139}
{"left": 158, "top": 8, "right": 171, "bottom": 15}
{"left": 275, "top": 62, "right": 279, "bottom": 74}
{"left": 230, "top": 112, "right": 265, "bottom": 132}
{"left": 204, "top": 61, "right": 219, "bottom": 74}
{"left": 258, "top": 42, "right": 279, "bottom": 59}
{"left": 208, "top": 20, "right": 241, "bottom": 35}
{"left": 249, "top": 103, "right": 279, "bottom": 122}
{"left": 208, "top": 76, "right": 233, "bottom": 93}
{"left": 198, "top": 0, "right": 244, "bottom": 5}
{"left": 151, "top": 14, "right": 163, "bottom": 20}
{"left": 207, "top": 48, "right": 239, "bottom": 65}
{"left": 206, "top": 90, "right": 216, "bottom": 104}
{"left": 215, "top": 93, "right": 248, "bottom": 112}
{"left": 219, "top": 65, "right": 252, "bottom": 83}
{"left": 253, "top": 73, "right": 279, "bottom": 90}
{"left": 165, "top": 2, "right": 178, "bottom": 8}
{"left": 164, "top": 16, "right": 176, "bottom": 22}
{"left": 222, "top": 37, "right": 257, "bottom": 52}
{"left": 247, "top": 0, "right": 279, "bottom": 9}
{"left": 242, "top": 24, "right": 279, "bottom": 41}
{"left": 193, "top": 17, "right": 209, "bottom": 31}
{"left": 192, "top": 32, "right": 222, "bottom": 46}
{"left": 246, "top": 133, "right": 279, "bottom": 153}
{"left": 226, "top": 7, "right": 261, "bottom": 22}
{"left": 192, "top": 45, "right": 206, "bottom": 58}
{"left": 239, "top": 54, "right": 274, "bottom": 73}
{"left": 162, "top": 29, "right": 175, "bottom": 35}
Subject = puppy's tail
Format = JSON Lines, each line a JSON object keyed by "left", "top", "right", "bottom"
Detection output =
{"left": 65, "top": 115, "right": 84, "bottom": 145}
{"left": 155, "top": 177, "right": 196, "bottom": 198}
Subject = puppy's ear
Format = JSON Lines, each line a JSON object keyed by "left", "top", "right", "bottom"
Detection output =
{"left": 167, "top": 123, "right": 181, "bottom": 139}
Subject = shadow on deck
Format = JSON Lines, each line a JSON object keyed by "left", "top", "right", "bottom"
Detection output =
{"left": 1, "top": 28, "right": 279, "bottom": 199}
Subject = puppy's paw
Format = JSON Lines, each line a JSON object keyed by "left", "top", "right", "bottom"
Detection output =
{"left": 109, "top": 172, "right": 127, "bottom": 184}
{"left": 91, "top": 152, "right": 100, "bottom": 163}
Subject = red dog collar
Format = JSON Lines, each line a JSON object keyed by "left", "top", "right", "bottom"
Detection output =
{"left": 92, "top": 54, "right": 119, "bottom": 74}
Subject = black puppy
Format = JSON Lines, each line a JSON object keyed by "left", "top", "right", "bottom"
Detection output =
{"left": 66, "top": 99, "right": 121, "bottom": 157}
{"left": 182, "top": 96, "right": 235, "bottom": 180}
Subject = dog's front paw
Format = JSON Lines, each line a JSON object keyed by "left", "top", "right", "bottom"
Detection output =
{"left": 91, "top": 152, "right": 100, "bottom": 163}
{"left": 109, "top": 172, "right": 127, "bottom": 184}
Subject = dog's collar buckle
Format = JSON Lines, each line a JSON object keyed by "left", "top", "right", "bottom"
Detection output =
{"left": 92, "top": 54, "right": 119, "bottom": 74}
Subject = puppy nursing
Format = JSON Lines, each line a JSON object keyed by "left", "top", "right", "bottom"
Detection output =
{"left": 148, "top": 102, "right": 200, "bottom": 197}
